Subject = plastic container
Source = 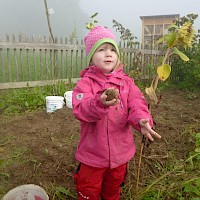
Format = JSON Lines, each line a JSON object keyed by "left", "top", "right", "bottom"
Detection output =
{"left": 45, "top": 96, "right": 64, "bottom": 113}
{"left": 2, "top": 184, "right": 49, "bottom": 200}
{"left": 64, "top": 91, "right": 73, "bottom": 109}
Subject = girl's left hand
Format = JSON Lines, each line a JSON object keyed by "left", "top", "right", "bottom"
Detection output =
{"left": 139, "top": 119, "right": 161, "bottom": 141}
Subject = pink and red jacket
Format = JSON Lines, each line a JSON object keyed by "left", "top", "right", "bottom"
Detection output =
{"left": 72, "top": 65, "right": 153, "bottom": 169}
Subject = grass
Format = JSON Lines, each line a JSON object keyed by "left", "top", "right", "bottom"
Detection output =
{"left": 123, "top": 155, "right": 200, "bottom": 199}
{"left": 0, "top": 81, "right": 75, "bottom": 116}
{"left": 0, "top": 133, "right": 29, "bottom": 193}
{"left": 133, "top": 126, "right": 200, "bottom": 200}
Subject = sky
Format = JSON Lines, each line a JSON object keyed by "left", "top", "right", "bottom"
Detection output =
{"left": 0, "top": 0, "right": 199, "bottom": 43}
{"left": 79, "top": 0, "right": 200, "bottom": 41}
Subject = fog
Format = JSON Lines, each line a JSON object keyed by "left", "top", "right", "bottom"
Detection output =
{"left": 0, "top": 0, "right": 199, "bottom": 42}
{"left": 0, "top": 0, "right": 89, "bottom": 39}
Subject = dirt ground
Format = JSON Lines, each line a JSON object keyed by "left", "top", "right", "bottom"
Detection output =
{"left": 0, "top": 89, "right": 200, "bottom": 199}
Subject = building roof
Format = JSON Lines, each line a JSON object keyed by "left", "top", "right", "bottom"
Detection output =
{"left": 140, "top": 14, "right": 180, "bottom": 20}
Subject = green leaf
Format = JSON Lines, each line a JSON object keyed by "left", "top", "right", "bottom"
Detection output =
{"left": 168, "top": 24, "right": 179, "bottom": 30}
{"left": 0, "top": 173, "right": 10, "bottom": 177}
{"left": 56, "top": 187, "right": 75, "bottom": 199}
{"left": 195, "top": 148, "right": 200, "bottom": 153}
{"left": 173, "top": 47, "right": 190, "bottom": 61}
{"left": 155, "top": 35, "right": 167, "bottom": 45}
{"left": 195, "top": 133, "right": 200, "bottom": 147}
{"left": 0, "top": 159, "right": 4, "bottom": 166}
{"left": 90, "top": 12, "right": 98, "bottom": 19}
{"left": 166, "top": 32, "right": 177, "bottom": 47}
{"left": 157, "top": 64, "right": 171, "bottom": 81}
{"left": 156, "top": 32, "right": 177, "bottom": 47}
{"left": 86, "top": 23, "right": 94, "bottom": 30}
{"left": 183, "top": 179, "right": 200, "bottom": 196}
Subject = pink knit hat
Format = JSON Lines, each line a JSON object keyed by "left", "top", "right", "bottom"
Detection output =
{"left": 84, "top": 26, "right": 120, "bottom": 64}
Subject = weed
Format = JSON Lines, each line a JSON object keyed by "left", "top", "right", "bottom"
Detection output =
{"left": 185, "top": 92, "right": 198, "bottom": 100}
{"left": 55, "top": 186, "right": 76, "bottom": 200}
{"left": 186, "top": 132, "right": 200, "bottom": 166}
{"left": 132, "top": 129, "right": 200, "bottom": 200}
{"left": 182, "top": 178, "right": 200, "bottom": 197}
{"left": 0, "top": 81, "right": 75, "bottom": 116}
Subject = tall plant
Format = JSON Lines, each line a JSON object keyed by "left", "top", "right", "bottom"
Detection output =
{"left": 135, "top": 20, "right": 196, "bottom": 199}
{"left": 170, "top": 14, "right": 200, "bottom": 90}
{"left": 112, "top": 19, "right": 139, "bottom": 47}
{"left": 112, "top": 20, "right": 142, "bottom": 80}
{"left": 145, "top": 21, "right": 195, "bottom": 103}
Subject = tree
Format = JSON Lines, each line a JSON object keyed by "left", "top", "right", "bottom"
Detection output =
{"left": 112, "top": 19, "right": 139, "bottom": 47}
{"left": 69, "top": 23, "right": 78, "bottom": 44}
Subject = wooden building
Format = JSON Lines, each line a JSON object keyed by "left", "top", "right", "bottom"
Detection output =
{"left": 140, "top": 14, "right": 180, "bottom": 49}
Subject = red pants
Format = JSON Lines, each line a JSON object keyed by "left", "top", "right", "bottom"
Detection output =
{"left": 74, "top": 163, "right": 127, "bottom": 200}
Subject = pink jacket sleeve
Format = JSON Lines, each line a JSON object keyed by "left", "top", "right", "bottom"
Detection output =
{"left": 127, "top": 79, "right": 153, "bottom": 132}
{"left": 72, "top": 78, "right": 109, "bottom": 123}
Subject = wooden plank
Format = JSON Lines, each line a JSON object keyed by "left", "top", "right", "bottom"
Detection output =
{"left": 80, "top": 49, "right": 84, "bottom": 71}
{"left": 14, "top": 49, "right": 19, "bottom": 81}
{"left": 0, "top": 78, "right": 80, "bottom": 89}
{"left": 45, "top": 49, "right": 48, "bottom": 80}
{"left": 39, "top": 49, "right": 43, "bottom": 79}
{"left": 0, "top": 49, "right": 5, "bottom": 82}
{"left": 70, "top": 50, "right": 73, "bottom": 79}
{"left": 33, "top": 49, "right": 37, "bottom": 81}
{"left": 7, "top": 48, "right": 12, "bottom": 82}
{"left": 75, "top": 49, "right": 78, "bottom": 77}
{"left": 61, "top": 50, "right": 64, "bottom": 79}
{"left": 50, "top": 49, "right": 53, "bottom": 79}
{"left": 54, "top": 50, "right": 59, "bottom": 78}
{"left": 0, "top": 42, "right": 86, "bottom": 51}
{"left": 20, "top": 49, "right": 24, "bottom": 81}
{"left": 65, "top": 50, "right": 69, "bottom": 79}
{"left": 26, "top": 49, "right": 31, "bottom": 81}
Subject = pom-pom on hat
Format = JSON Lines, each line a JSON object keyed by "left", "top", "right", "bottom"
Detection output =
{"left": 84, "top": 26, "right": 120, "bottom": 64}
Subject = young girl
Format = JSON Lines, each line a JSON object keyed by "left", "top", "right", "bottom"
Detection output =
{"left": 72, "top": 26, "right": 161, "bottom": 200}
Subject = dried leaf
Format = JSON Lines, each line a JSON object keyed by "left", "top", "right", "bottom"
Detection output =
{"left": 145, "top": 83, "right": 158, "bottom": 104}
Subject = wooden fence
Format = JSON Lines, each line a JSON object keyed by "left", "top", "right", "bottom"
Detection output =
{"left": 0, "top": 34, "right": 163, "bottom": 89}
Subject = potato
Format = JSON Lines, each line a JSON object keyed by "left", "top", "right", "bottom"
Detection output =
{"left": 105, "top": 89, "right": 118, "bottom": 101}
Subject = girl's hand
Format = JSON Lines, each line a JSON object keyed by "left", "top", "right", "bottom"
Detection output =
{"left": 139, "top": 119, "right": 161, "bottom": 141}
{"left": 100, "top": 88, "right": 120, "bottom": 107}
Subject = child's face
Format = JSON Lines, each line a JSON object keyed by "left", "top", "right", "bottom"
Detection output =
{"left": 90, "top": 43, "right": 118, "bottom": 74}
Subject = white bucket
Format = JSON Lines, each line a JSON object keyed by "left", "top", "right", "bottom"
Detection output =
{"left": 2, "top": 184, "right": 49, "bottom": 200}
{"left": 64, "top": 91, "right": 73, "bottom": 109}
{"left": 45, "top": 96, "right": 64, "bottom": 113}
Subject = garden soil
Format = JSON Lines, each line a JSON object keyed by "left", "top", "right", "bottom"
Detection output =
{"left": 0, "top": 89, "right": 200, "bottom": 199}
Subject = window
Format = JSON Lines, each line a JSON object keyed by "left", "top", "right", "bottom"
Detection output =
{"left": 155, "top": 24, "right": 163, "bottom": 34}
{"left": 144, "top": 25, "right": 153, "bottom": 34}
{"left": 164, "top": 24, "right": 171, "bottom": 34}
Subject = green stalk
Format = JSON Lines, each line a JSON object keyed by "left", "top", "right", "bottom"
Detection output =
{"left": 153, "top": 47, "right": 170, "bottom": 91}
{"left": 135, "top": 47, "right": 171, "bottom": 199}
{"left": 138, "top": 168, "right": 177, "bottom": 197}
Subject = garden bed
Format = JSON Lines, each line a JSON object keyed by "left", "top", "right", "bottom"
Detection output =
{"left": 0, "top": 89, "right": 199, "bottom": 199}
